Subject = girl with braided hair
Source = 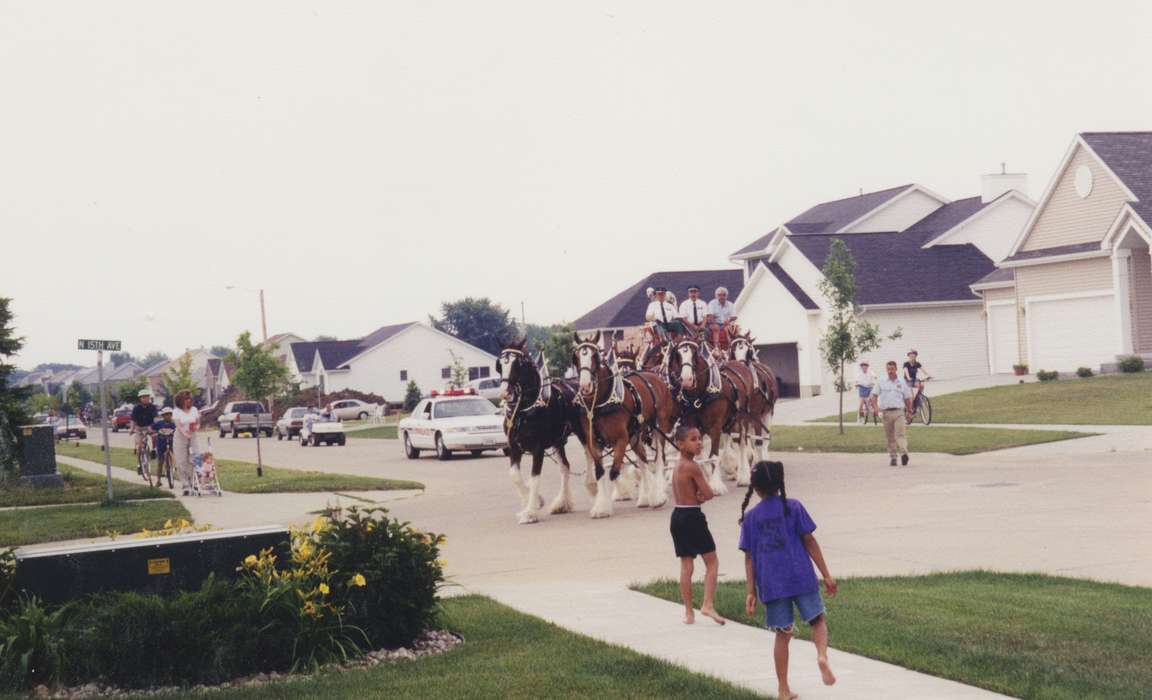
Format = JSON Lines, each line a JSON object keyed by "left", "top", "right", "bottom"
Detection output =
{"left": 738, "top": 461, "right": 837, "bottom": 699}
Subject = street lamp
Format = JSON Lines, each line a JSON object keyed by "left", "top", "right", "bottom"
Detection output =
{"left": 225, "top": 285, "right": 268, "bottom": 342}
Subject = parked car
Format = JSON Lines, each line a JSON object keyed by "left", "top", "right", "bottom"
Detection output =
{"left": 111, "top": 408, "right": 132, "bottom": 432}
{"left": 217, "top": 401, "right": 274, "bottom": 438}
{"left": 299, "top": 412, "right": 346, "bottom": 447}
{"left": 469, "top": 377, "right": 503, "bottom": 401}
{"left": 275, "top": 407, "right": 310, "bottom": 440}
{"left": 326, "top": 399, "right": 380, "bottom": 421}
{"left": 398, "top": 388, "right": 507, "bottom": 460}
{"left": 53, "top": 417, "right": 88, "bottom": 440}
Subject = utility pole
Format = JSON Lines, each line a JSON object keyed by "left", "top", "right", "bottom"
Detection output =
{"left": 259, "top": 288, "right": 268, "bottom": 342}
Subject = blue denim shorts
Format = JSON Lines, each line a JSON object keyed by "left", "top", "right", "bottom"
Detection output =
{"left": 763, "top": 590, "right": 826, "bottom": 631}
{"left": 857, "top": 386, "right": 872, "bottom": 398}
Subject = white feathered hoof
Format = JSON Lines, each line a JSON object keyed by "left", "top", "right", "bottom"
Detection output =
{"left": 517, "top": 509, "right": 540, "bottom": 525}
{"left": 549, "top": 494, "right": 574, "bottom": 515}
{"left": 708, "top": 466, "right": 729, "bottom": 496}
{"left": 636, "top": 487, "right": 651, "bottom": 508}
{"left": 648, "top": 486, "right": 667, "bottom": 509}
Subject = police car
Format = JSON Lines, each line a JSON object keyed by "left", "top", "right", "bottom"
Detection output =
{"left": 398, "top": 388, "right": 507, "bottom": 460}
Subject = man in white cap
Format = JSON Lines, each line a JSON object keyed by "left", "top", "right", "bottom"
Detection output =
{"left": 645, "top": 286, "right": 685, "bottom": 341}
{"left": 131, "top": 389, "right": 158, "bottom": 473}
{"left": 679, "top": 285, "right": 709, "bottom": 336}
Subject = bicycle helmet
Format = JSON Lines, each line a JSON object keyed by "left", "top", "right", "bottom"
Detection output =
{"left": 138, "top": 389, "right": 154, "bottom": 398}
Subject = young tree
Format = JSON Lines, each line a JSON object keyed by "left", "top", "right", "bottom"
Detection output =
{"left": 161, "top": 353, "right": 200, "bottom": 402}
{"left": 117, "top": 377, "right": 149, "bottom": 406}
{"left": 230, "top": 331, "right": 291, "bottom": 477}
{"left": 447, "top": 350, "right": 469, "bottom": 389}
{"left": 541, "top": 324, "right": 575, "bottom": 377}
{"left": 65, "top": 380, "right": 92, "bottom": 416}
{"left": 818, "top": 239, "right": 901, "bottom": 434}
{"left": 402, "top": 381, "right": 422, "bottom": 412}
{"left": 0, "top": 298, "right": 32, "bottom": 472}
{"left": 431, "top": 298, "right": 518, "bottom": 356}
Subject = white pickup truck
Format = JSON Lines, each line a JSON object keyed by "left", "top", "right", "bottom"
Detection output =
{"left": 217, "top": 401, "right": 274, "bottom": 438}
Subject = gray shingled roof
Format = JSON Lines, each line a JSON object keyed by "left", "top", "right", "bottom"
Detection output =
{"left": 359, "top": 322, "right": 416, "bottom": 349}
{"left": 904, "top": 195, "right": 989, "bottom": 236}
{"left": 763, "top": 263, "right": 819, "bottom": 310}
{"left": 573, "top": 269, "right": 745, "bottom": 331}
{"left": 1002, "top": 241, "right": 1102, "bottom": 263}
{"left": 290, "top": 340, "right": 362, "bottom": 372}
{"left": 971, "top": 268, "right": 1015, "bottom": 287}
{"left": 1081, "top": 132, "right": 1152, "bottom": 201}
{"left": 731, "top": 185, "right": 914, "bottom": 257}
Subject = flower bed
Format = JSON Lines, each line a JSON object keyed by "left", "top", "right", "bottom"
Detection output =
{"left": 0, "top": 507, "right": 445, "bottom": 692}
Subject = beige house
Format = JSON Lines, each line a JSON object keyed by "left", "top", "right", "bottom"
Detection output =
{"left": 973, "top": 132, "right": 1152, "bottom": 373}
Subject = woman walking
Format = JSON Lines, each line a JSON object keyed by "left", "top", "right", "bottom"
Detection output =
{"left": 171, "top": 390, "right": 201, "bottom": 495}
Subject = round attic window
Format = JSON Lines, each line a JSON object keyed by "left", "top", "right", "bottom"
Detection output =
{"left": 1074, "top": 165, "right": 1093, "bottom": 198}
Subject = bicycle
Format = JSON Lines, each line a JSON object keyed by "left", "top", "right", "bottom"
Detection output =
{"left": 156, "top": 428, "right": 175, "bottom": 490}
{"left": 910, "top": 378, "right": 933, "bottom": 426}
{"left": 134, "top": 429, "right": 155, "bottom": 487}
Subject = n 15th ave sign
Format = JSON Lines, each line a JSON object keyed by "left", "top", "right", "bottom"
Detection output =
{"left": 77, "top": 339, "right": 122, "bottom": 352}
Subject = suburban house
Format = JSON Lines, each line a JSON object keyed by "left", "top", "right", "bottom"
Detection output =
{"left": 727, "top": 176, "right": 1035, "bottom": 396}
{"left": 572, "top": 269, "right": 746, "bottom": 344}
{"left": 142, "top": 349, "right": 232, "bottom": 405}
{"left": 288, "top": 321, "right": 497, "bottom": 402}
{"left": 973, "top": 132, "right": 1152, "bottom": 373}
{"left": 261, "top": 332, "right": 308, "bottom": 383}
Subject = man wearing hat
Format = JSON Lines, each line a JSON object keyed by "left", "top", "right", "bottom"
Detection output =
{"left": 130, "top": 389, "right": 159, "bottom": 474}
{"left": 645, "top": 286, "right": 686, "bottom": 341}
{"left": 854, "top": 360, "right": 878, "bottom": 422}
{"left": 679, "top": 285, "right": 709, "bottom": 336}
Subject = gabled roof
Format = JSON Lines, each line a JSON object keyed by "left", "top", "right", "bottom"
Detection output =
{"left": 290, "top": 340, "right": 363, "bottom": 373}
{"left": 971, "top": 268, "right": 1015, "bottom": 288}
{"left": 785, "top": 228, "right": 994, "bottom": 306}
{"left": 1080, "top": 132, "right": 1152, "bottom": 202}
{"left": 358, "top": 322, "right": 417, "bottom": 350}
{"left": 572, "top": 269, "right": 746, "bottom": 331}
{"left": 764, "top": 263, "right": 819, "bottom": 310}
{"left": 905, "top": 196, "right": 989, "bottom": 237}
{"left": 1000, "top": 241, "right": 1104, "bottom": 264}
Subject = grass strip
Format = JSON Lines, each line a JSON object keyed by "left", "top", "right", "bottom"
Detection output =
{"left": 813, "top": 372, "right": 1152, "bottom": 425}
{"left": 635, "top": 571, "right": 1152, "bottom": 700}
{"left": 0, "top": 500, "right": 192, "bottom": 547}
{"left": 197, "top": 596, "right": 761, "bottom": 700}
{"left": 0, "top": 464, "right": 173, "bottom": 507}
{"left": 56, "top": 443, "right": 423, "bottom": 494}
{"left": 347, "top": 426, "right": 398, "bottom": 439}
{"left": 768, "top": 424, "right": 1092, "bottom": 455}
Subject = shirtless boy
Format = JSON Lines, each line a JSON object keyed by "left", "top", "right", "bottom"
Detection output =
{"left": 670, "top": 424, "right": 726, "bottom": 626}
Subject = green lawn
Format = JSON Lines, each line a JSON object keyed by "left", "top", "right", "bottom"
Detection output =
{"left": 56, "top": 443, "right": 423, "bottom": 494}
{"left": 171, "top": 596, "right": 761, "bottom": 700}
{"left": 0, "top": 500, "right": 192, "bottom": 547}
{"left": 348, "top": 425, "right": 398, "bottom": 439}
{"left": 636, "top": 572, "right": 1152, "bottom": 700}
{"left": 0, "top": 464, "right": 173, "bottom": 507}
{"left": 769, "top": 424, "right": 1092, "bottom": 455}
{"left": 816, "top": 372, "right": 1152, "bottom": 425}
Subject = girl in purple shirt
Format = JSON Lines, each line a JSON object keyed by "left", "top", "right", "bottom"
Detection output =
{"left": 739, "top": 461, "right": 838, "bottom": 699}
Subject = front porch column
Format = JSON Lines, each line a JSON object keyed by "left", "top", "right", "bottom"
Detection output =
{"left": 1113, "top": 249, "right": 1134, "bottom": 355}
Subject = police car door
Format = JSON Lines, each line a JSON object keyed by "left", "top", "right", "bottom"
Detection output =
{"left": 413, "top": 400, "right": 435, "bottom": 448}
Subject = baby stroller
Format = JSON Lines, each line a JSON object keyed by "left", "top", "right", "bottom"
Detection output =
{"left": 190, "top": 439, "right": 223, "bottom": 497}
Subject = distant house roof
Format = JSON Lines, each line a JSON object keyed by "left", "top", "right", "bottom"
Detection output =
{"left": 290, "top": 340, "right": 363, "bottom": 373}
{"left": 904, "top": 196, "right": 990, "bottom": 237}
{"left": 358, "top": 322, "right": 417, "bottom": 350}
{"left": 764, "top": 263, "right": 819, "bottom": 310}
{"left": 1001, "top": 241, "right": 1102, "bottom": 264}
{"left": 1081, "top": 132, "right": 1152, "bottom": 202}
{"left": 573, "top": 269, "right": 746, "bottom": 331}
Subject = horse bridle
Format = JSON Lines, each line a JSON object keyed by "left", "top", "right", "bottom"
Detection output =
{"left": 574, "top": 341, "right": 604, "bottom": 397}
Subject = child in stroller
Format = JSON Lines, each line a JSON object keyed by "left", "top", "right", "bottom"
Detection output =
{"left": 191, "top": 450, "right": 223, "bottom": 496}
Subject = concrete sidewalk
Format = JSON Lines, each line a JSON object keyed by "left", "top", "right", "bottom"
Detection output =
{"left": 476, "top": 582, "right": 1012, "bottom": 700}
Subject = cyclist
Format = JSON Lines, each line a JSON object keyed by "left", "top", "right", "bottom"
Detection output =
{"left": 902, "top": 350, "right": 932, "bottom": 409}
{"left": 130, "top": 389, "right": 159, "bottom": 474}
{"left": 153, "top": 406, "right": 177, "bottom": 483}
{"left": 854, "top": 361, "right": 877, "bottom": 422}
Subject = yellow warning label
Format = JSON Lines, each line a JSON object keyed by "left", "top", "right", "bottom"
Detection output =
{"left": 22, "top": 428, "right": 32, "bottom": 436}
{"left": 147, "top": 558, "right": 171, "bottom": 575}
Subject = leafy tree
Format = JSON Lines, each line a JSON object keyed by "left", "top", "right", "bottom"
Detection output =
{"left": 161, "top": 353, "right": 200, "bottom": 401}
{"left": 447, "top": 350, "right": 468, "bottom": 389}
{"left": 817, "top": 239, "right": 901, "bottom": 434}
{"left": 65, "top": 380, "right": 92, "bottom": 415}
{"left": 208, "top": 345, "right": 233, "bottom": 358}
{"left": 312, "top": 335, "right": 338, "bottom": 342}
{"left": 230, "top": 331, "right": 291, "bottom": 477}
{"left": 117, "top": 377, "right": 149, "bottom": 406}
{"left": 431, "top": 298, "right": 518, "bottom": 356}
{"left": 540, "top": 324, "right": 575, "bottom": 376}
{"left": 0, "top": 298, "right": 32, "bottom": 471}
{"left": 138, "top": 351, "right": 170, "bottom": 370}
{"left": 109, "top": 352, "right": 135, "bottom": 368}
{"left": 402, "top": 381, "right": 422, "bottom": 412}
{"left": 27, "top": 391, "right": 60, "bottom": 416}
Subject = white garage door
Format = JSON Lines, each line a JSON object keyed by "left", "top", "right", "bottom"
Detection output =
{"left": 987, "top": 303, "right": 1018, "bottom": 374}
{"left": 1028, "top": 293, "right": 1117, "bottom": 371}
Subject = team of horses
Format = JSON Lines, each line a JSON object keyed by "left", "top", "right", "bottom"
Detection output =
{"left": 496, "top": 329, "right": 779, "bottom": 524}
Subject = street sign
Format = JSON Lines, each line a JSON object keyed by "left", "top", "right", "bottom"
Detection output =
{"left": 77, "top": 339, "right": 122, "bottom": 352}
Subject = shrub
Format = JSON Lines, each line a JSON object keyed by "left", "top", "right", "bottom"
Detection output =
{"left": 1118, "top": 355, "right": 1146, "bottom": 373}
{"left": 316, "top": 507, "right": 444, "bottom": 649}
{"left": 1076, "top": 367, "right": 1094, "bottom": 378}
{"left": 1036, "top": 370, "right": 1059, "bottom": 382}
{"left": 1012, "top": 364, "right": 1029, "bottom": 373}
{"left": 0, "top": 597, "right": 65, "bottom": 691}
{"left": 403, "top": 381, "right": 423, "bottom": 412}
{"left": 0, "top": 549, "right": 15, "bottom": 612}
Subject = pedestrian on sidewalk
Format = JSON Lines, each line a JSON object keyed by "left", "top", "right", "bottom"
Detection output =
{"left": 739, "top": 461, "right": 837, "bottom": 700}
{"left": 872, "top": 360, "right": 913, "bottom": 466}
{"left": 171, "top": 390, "right": 201, "bottom": 495}
{"left": 669, "top": 424, "right": 726, "bottom": 626}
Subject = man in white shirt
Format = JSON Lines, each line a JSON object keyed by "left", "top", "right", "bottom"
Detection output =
{"left": 706, "top": 287, "right": 738, "bottom": 348}
{"left": 854, "top": 361, "right": 877, "bottom": 421}
{"left": 645, "top": 286, "right": 685, "bottom": 341}
{"left": 678, "top": 285, "right": 709, "bottom": 336}
{"left": 871, "top": 360, "right": 913, "bottom": 467}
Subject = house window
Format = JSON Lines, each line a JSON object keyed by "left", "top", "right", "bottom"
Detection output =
{"left": 468, "top": 367, "right": 479, "bottom": 380}
{"left": 479, "top": 366, "right": 490, "bottom": 378}
{"left": 400, "top": 370, "right": 408, "bottom": 381}
{"left": 441, "top": 367, "right": 451, "bottom": 379}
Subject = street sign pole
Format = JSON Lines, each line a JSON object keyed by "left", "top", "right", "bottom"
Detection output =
{"left": 96, "top": 349, "right": 113, "bottom": 502}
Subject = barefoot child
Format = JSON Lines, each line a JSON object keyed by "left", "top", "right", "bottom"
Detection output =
{"left": 739, "top": 461, "right": 837, "bottom": 699}
{"left": 670, "top": 424, "right": 725, "bottom": 626}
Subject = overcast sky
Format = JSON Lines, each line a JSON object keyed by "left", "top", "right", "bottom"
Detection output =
{"left": 4, "top": 0, "right": 1151, "bottom": 368}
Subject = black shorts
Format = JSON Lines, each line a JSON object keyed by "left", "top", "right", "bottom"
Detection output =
{"left": 670, "top": 507, "right": 716, "bottom": 558}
